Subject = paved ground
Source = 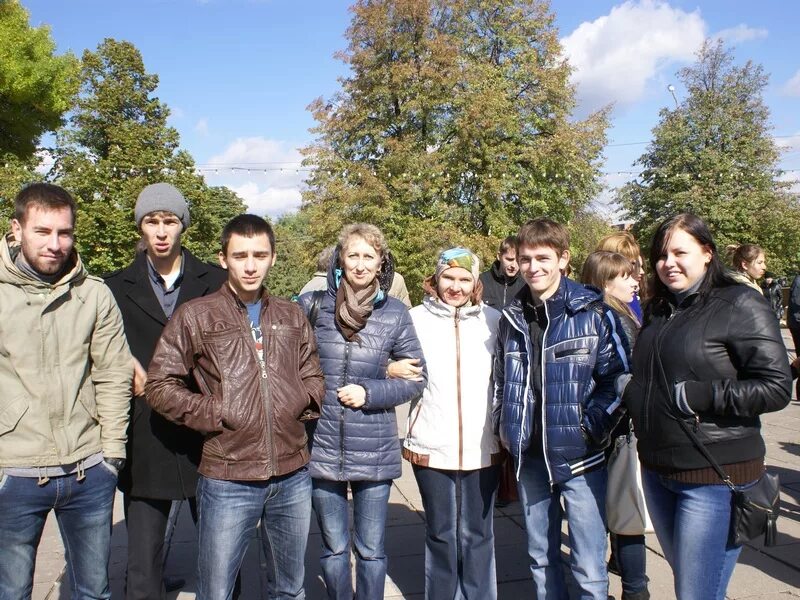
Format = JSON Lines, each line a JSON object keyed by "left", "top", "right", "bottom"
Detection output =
{"left": 32, "top": 330, "right": 800, "bottom": 599}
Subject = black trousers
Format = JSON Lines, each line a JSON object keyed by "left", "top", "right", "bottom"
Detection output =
{"left": 123, "top": 495, "right": 198, "bottom": 600}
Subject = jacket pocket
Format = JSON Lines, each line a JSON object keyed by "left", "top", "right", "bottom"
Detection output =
{"left": 0, "top": 395, "right": 29, "bottom": 436}
{"left": 78, "top": 385, "right": 98, "bottom": 421}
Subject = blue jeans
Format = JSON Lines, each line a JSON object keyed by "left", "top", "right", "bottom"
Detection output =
{"left": 516, "top": 458, "right": 608, "bottom": 600}
{"left": 196, "top": 467, "right": 312, "bottom": 600}
{"left": 642, "top": 468, "right": 746, "bottom": 600}
{"left": 311, "top": 479, "right": 392, "bottom": 600}
{"left": 413, "top": 465, "right": 500, "bottom": 600}
{"left": 0, "top": 462, "right": 118, "bottom": 600}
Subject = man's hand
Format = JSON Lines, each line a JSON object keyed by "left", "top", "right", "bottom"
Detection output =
{"left": 387, "top": 358, "right": 423, "bottom": 381}
{"left": 133, "top": 357, "right": 147, "bottom": 397}
{"left": 337, "top": 384, "right": 367, "bottom": 408}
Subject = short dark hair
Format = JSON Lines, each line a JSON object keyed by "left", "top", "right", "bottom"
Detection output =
{"left": 220, "top": 214, "right": 275, "bottom": 255}
{"left": 516, "top": 218, "right": 570, "bottom": 255}
{"left": 15, "top": 183, "right": 77, "bottom": 225}
{"left": 498, "top": 235, "right": 516, "bottom": 255}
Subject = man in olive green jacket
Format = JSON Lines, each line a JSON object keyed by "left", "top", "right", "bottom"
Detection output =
{"left": 0, "top": 183, "right": 132, "bottom": 599}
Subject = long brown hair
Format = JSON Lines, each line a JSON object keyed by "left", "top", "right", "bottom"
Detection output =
{"left": 581, "top": 251, "right": 639, "bottom": 325}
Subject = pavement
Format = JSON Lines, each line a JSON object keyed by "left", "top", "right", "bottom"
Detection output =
{"left": 32, "top": 330, "right": 800, "bottom": 599}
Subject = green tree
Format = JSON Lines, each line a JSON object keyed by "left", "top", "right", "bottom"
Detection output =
{"left": 301, "top": 0, "right": 608, "bottom": 300}
{"left": 620, "top": 40, "right": 800, "bottom": 274}
{"left": 53, "top": 39, "right": 245, "bottom": 274}
{"left": 0, "top": 0, "right": 79, "bottom": 158}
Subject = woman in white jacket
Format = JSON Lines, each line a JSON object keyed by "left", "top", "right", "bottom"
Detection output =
{"left": 399, "top": 247, "right": 502, "bottom": 599}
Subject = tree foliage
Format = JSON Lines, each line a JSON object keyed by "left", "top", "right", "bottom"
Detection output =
{"left": 620, "top": 40, "right": 800, "bottom": 274}
{"left": 52, "top": 39, "right": 245, "bottom": 274}
{"left": 0, "top": 0, "right": 79, "bottom": 158}
{"left": 301, "top": 0, "right": 608, "bottom": 300}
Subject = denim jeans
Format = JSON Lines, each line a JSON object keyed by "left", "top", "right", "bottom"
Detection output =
{"left": 642, "top": 468, "right": 746, "bottom": 600}
{"left": 610, "top": 533, "right": 648, "bottom": 598}
{"left": 196, "top": 467, "right": 312, "bottom": 600}
{"left": 311, "top": 478, "right": 392, "bottom": 600}
{"left": 0, "top": 462, "right": 118, "bottom": 600}
{"left": 516, "top": 457, "right": 608, "bottom": 600}
{"left": 413, "top": 465, "right": 500, "bottom": 600}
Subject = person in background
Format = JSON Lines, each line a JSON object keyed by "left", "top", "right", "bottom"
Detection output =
{"left": 493, "top": 218, "right": 629, "bottom": 600}
{"left": 596, "top": 230, "right": 646, "bottom": 322}
{"left": 761, "top": 271, "right": 784, "bottom": 323}
{"left": 299, "top": 223, "right": 426, "bottom": 600}
{"left": 146, "top": 214, "right": 324, "bottom": 600}
{"left": 623, "top": 214, "right": 791, "bottom": 600}
{"left": 479, "top": 235, "right": 525, "bottom": 310}
{"left": 104, "top": 182, "right": 230, "bottom": 599}
{"left": 400, "top": 247, "right": 502, "bottom": 600}
{"left": 0, "top": 183, "right": 132, "bottom": 598}
{"left": 582, "top": 251, "right": 649, "bottom": 600}
{"left": 300, "top": 245, "right": 335, "bottom": 294}
{"left": 727, "top": 243, "right": 766, "bottom": 293}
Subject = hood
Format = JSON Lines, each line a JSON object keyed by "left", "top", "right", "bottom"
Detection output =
{"left": 325, "top": 244, "right": 394, "bottom": 303}
{"left": 421, "top": 293, "right": 483, "bottom": 320}
{"left": 0, "top": 233, "right": 86, "bottom": 289}
{"left": 504, "top": 276, "right": 601, "bottom": 325}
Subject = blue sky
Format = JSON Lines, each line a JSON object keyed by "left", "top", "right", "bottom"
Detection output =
{"left": 22, "top": 0, "right": 800, "bottom": 218}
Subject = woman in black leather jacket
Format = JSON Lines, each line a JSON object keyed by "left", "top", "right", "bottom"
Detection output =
{"left": 623, "top": 213, "right": 791, "bottom": 600}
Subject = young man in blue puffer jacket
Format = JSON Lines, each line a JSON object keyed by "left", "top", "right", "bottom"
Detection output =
{"left": 493, "top": 217, "right": 630, "bottom": 600}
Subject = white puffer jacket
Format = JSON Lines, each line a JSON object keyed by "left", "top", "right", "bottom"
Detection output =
{"left": 403, "top": 296, "right": 501, "bottom": 470}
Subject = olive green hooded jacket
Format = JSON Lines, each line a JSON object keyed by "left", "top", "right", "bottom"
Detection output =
{"left": 0, "top": 233, "right": 132, "bottom": 467}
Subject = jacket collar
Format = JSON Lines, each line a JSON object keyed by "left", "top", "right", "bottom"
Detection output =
{"left": 503, "top": 277, "right": 601, "bottom": 331}
{"left": 123, "top": 249, "right": 217, "bottom": 325}
{"left": 422, "top": 294, "right": 482, "bottom": 319}
{"left": 0, "top": 233, "right": 85, "bottom": 289}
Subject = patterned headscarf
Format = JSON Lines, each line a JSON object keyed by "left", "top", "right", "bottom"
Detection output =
{"left": 434, "top": 247, "right": 480, "bottom": 282}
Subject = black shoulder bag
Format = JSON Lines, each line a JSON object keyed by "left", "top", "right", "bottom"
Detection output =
{"left": 655, "top": 352, "right": 780, "bottom": 547}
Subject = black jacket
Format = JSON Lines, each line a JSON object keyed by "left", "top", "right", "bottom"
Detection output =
{"left": 104, "top": 250, "right": 227, "bottom": 498}
{"left": 478, "top": 260, "right": 526, "bottom": 310}
{"left": 624, "top": 284, "right": 791, "bottom": 472}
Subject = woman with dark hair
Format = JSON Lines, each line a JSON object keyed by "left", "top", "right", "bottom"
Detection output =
{"left": 299, "top": 223, "right": 427, "bottom": 600}
{"left": 622, "top": 214, "right": 791, "bottom": 600}
{"left": 727, "top": 243, "right": 766, "bottom": 292}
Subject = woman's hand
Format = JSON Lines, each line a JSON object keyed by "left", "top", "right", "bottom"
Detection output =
{"left": 387, "top": 358, "right": 423, "bottom": 381}
{"left": 337, "top": 384, "right": 367, "bottom": 408}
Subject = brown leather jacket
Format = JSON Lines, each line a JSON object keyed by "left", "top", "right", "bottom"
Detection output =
{"left": 145, "top": 284, "right": 323, "bottom": 481}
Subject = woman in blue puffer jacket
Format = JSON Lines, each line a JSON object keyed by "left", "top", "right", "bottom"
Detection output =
{"left": 298, "top": 223, "right": 426, "bottom": 600}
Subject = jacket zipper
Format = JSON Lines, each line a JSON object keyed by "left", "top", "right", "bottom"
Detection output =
{"left": 242, "top": 306, "right": 275, "bottom": 477}
{"left": 454, "top": 308, "right": 463, "bottom": 470}
{"left": 540, "top": 301, "right": 553, "bottom": 487}
{"left": 339, "top": 342, "right": 351, "bottom": 479}
{"left": 504, "top": 306, "right": 534, "bottom": 480}
{"left": 643, "top": 306, "right": 680, "bottom": 434}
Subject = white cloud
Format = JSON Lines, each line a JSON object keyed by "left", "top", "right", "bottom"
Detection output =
{"left": 713, "top": 24, "right": 768, "bottom": 44}
{"left": 229, "top": 182, "right": 303, "bottom": 217}
{"left": 775, "top": 131, "right": 800, "bottom": 150}
{"left": 194, "top": 118, "right": 209, "bottom": 136}
{"left": 561, "top": 0, "right": 706, "bottom": 114}
{"left": 205, "top": 137, "right": 307, "bottom": 216}
{"left": 34, "top": 149, "right": 55, "bottom": 175}
{"left": 781, "top": 70, "right": 800, "bottom": 97}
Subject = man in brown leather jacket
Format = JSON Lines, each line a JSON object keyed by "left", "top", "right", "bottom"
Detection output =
{"left": 145, "top": 214, "right": 324, "bottom": 600}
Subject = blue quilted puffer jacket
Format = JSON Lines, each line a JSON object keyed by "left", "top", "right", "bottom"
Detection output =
{"left": 298, "top": 251, "right": 426, "bottom": 482}
{"left": 492, "top": 276, "right": 629, "bottom": 485}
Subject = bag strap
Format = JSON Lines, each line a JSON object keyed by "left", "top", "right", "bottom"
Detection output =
{"left": 652, "top": 346, "right": 738, "bottom": 493}
{"left": 307, "top": 290, "right": 325, "bottom": 328}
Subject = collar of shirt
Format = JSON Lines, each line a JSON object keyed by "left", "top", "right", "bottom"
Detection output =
{"left": 146, "top": 250, "right": 185, "bottom": 292}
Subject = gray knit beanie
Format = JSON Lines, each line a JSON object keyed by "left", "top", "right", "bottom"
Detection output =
{"left": 134, "top": 183, "right": 191, "bottom": 229}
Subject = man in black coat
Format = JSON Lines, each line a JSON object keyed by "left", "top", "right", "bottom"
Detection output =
{"left": 478, "top": 235, "right": 525, "bottom": 310}
{"left": 105, "top": 183, "right": 227, "bottom": 600}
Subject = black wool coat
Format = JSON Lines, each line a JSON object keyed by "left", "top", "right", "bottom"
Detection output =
{"left": 105, "top": 250, "right": 227, "bottom": 499}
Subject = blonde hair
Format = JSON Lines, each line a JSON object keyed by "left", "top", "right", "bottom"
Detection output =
{"left": 581, "top": 251, "right": 639, "bottom": 324}
{"left": 726, "top": 243, "right": 763, "bottom": 273}
{"left": 338, "top": 223, "right": 388, "bottom": 259}
{"left": 596, "top": 231, "right": 640, "bottom": 263}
